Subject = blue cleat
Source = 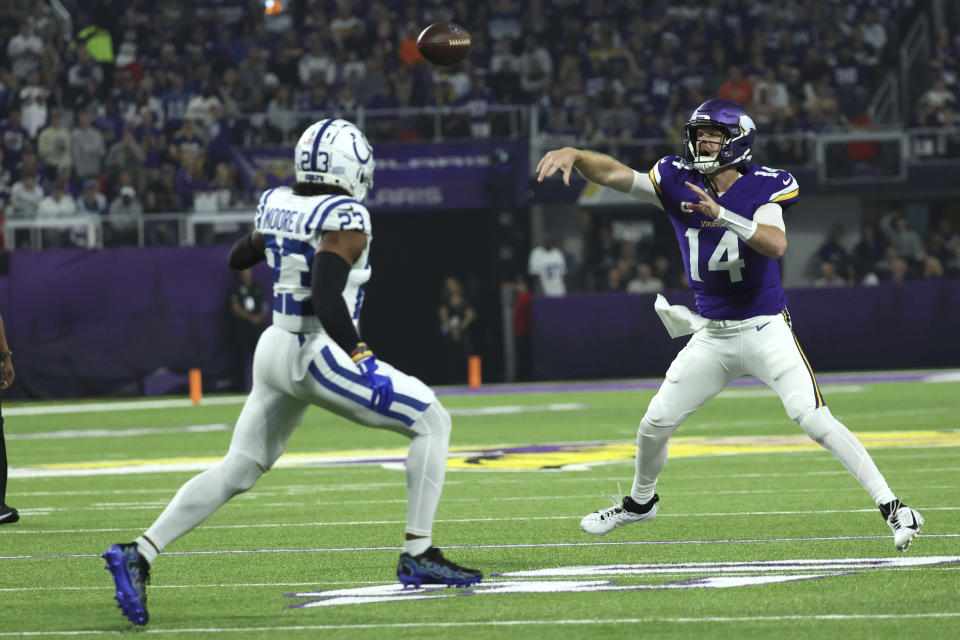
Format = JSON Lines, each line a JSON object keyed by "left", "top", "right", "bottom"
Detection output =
{"left": 397, "top": 547, "right": 482, "bottom": 589}
{"left": 102, "top": 543, "right": 150, "bottom": 625}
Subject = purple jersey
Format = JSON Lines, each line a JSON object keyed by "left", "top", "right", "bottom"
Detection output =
{"left": 649, "top": 155, "right": 799, "bottom": 320}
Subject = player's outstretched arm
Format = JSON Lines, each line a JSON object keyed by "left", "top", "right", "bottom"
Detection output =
{"left": 228, "top": 231, "right": 266, "bottom": 270}
{"left": 536, "top": 147, "right": 635, "bottom": 193}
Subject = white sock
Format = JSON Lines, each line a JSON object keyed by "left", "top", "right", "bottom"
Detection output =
{"left": 630, "top": 417, "right": 677, "bottom": 504}
{"left": 403, "top": 404, "right": 451, "bottom": 537}
{"left": 135, "top": 536, "right": 159, "bottom": 565}
{"left": 402, "top": 537, "right": 432, "bottom": 556}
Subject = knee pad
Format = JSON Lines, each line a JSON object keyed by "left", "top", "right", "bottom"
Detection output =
{"left": 221, "top": 449, "right": 265, "bottom": 494}
{"left": 797, "top": 406, "right": 839, "bottom": 444}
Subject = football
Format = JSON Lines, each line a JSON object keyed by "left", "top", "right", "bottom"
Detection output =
{"left": 416, "top": 22, "right": 472, "bottom": 66}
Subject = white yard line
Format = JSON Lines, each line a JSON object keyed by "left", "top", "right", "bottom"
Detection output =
{"left": 2, "top": 612, "right": 960, "bottom": 635}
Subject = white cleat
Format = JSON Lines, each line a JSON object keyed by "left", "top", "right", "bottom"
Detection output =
{"left": 580, "top": 494, "right": 659, "bottom": 535}
{"left": 887, "top": 505, "right": 924, "bottom": 552}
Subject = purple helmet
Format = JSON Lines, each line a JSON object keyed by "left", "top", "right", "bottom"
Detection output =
{"left": 681, "top": 98, "right": 757, "bottom": 174}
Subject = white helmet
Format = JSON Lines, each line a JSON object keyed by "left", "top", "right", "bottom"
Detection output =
{"left": 294, "top": 118, "right": 375, "bottom": 202}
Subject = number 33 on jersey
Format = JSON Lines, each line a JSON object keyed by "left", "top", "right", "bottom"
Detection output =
{"left": 649, "top": 156, "right": 798, "bottom": 320}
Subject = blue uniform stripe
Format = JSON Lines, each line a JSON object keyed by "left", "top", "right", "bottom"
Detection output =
{"left": 317, "top": 197, "right": 359, "bottom": 231}
{"left": 255, "top": 187, "right": 278, "bottom": 227}
{"left": 309, "top": 119, "right": 335, "bottom": 170}
{"left": 273, "top": 293, "right": 315, "bottom": 316}
{"left": 295, "top": 336, "right": 417, "bottom": 425}
{"left": 320, "top": 347, "right": 431, "bottom": 412}
{"left": 303, "top": 195, "right": 334, "bottom": 233}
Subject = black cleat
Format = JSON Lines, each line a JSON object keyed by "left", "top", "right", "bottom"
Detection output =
{"left": 0, "top": 505, "right": 18, "bottom": 525}
{"left": 397, "top": 547, "right": 482, "bottom": 588}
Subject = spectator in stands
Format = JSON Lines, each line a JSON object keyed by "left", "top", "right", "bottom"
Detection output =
{"left": 297, "top": 35, "right": 335, "bottom": 87}
{"left": 813, "top": 261, "right": 847, "bottom": 287}
{"left": 528, "top": 237, "right": 567, "bottom": 297}
{"left": 874, "top": 245, "right": 910, "bottom": 283}
{"left": 0, "top": 107, "right": 29, "bottom": 174}
{"left": 19, "top": 70, "right": 49, "bottom": 138}
{"left": 9, "top": 170, "right": 43, "bottom": 220}
{"left": 95, "top": 98, "right": 124, "bottom": 149}
{"left": 105, "top": 128, "right": 146, "bottom": 194}
{"left": 937, "top": 217, "right": 960, "bottom": 252}
{"left": 36, "top": 110, "right": 71, "bottom": 178}
{"left": 947, "top": 244, "right": 960, "bottom": 279}
{"left": 134, "top": 106, "right": 164, "bottom": 182}
{"left": 71, "top": 109, "right": 106, "bottom": 183}
{"left": 811, "top": 224, "right": 851, "bottom": 282}
{"left": 717, "top": 65, "right": 753, "bottom": 107}
{"left": 168, "top": 118, "right": 204, "bottom": 166}
{"left": 67, "top": 46, "right": 105, "bottom": 101}
{"left": 7, "top": 20, "right": 43, "bottom": 80}
{"left": 859, "top": 9, "right": 887, "bottom": 56}
{"left": 36, "top": 181, "right": 78, "bottom": 247}
{"left": 626, "top": 262, "right": 664, "bottom": 294}
{"left": 921, "top": 253, "right": 946, "bottom": 280}
{"left": 106, "top": 184, "right": 142, "bottom": 246}
{"left": 76, "top": 178, "right": 107, "bottom": 217}
{"left": 265, "top": 84, "right": 296, "bottom": 144}
{"left": 851, "top": 222, "right": 887, "bottom": 284}
{"left": 880, "top": 211, "right": 924, "bottom": 264}
{"left": 173, "top": 148, "right": 204, "bottom": 211}
{"left": 0, "top": 149, "right": 10, "bottom": 215}
{"left": 205, "top": 102, "right": 233, "bottom": 178}
{"left": 365, "top": 82, "right": 399, "bottom": 141}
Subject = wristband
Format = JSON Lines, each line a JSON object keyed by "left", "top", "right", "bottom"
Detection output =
{"left": 716, "top": 207, "right": 758, "bottom": 241}
{"left": 350, "top": 342, "right": 373, "bottom": 363}
{"left": 0, "top": 350, "right": 11, "bottom": 361}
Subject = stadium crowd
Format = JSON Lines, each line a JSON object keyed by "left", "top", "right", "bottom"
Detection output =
{"left": 0, "top": 0, "right": 951, "bottom": 272}
{"left": 563, "top": 204, "right": 960, "bottom": 295}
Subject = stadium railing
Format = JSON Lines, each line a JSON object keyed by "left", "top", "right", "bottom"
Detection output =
{"left": 5, "top": 127, "right": 958, "bottom": 250}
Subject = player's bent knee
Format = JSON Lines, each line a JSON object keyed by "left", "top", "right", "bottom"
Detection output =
{"left": 221, "top": 450, "right": 265, "bottom": 494}
{"left": 797, "top": 406, "right": 839, "bottom": 444}
{"left": 410, "top": 403, "right": 452, "bottom": 440}
{"left": 642, "top": 395, "right": 683, "bottom": 429}
{"left": 637, "top": 416, "right": 677, "bottom": 444}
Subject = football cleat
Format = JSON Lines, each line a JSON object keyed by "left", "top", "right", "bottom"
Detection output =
{"left": 103, "top": 543, "right": 150, "bottom": 625}
{"left": 882, "top": 501, "right": 924, "bottom": 552}
{"left": 580, "top": 494, "right": 659, "bottom": 535}
{"left": 0, "top": 505, "right": 19, "bottom": 525}
{"left": 397, "top": 547, "right": 482, "bottom": 588}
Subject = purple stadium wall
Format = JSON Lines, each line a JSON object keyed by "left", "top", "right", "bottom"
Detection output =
{"left": 531, "top": 282, "right": 960, "bottom": 380}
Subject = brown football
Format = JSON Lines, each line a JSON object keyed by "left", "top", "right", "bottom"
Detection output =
{"left": 417, "top": 22, "right": 472, "bottom": 66}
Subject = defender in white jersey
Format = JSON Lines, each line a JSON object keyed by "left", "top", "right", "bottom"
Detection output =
{"left": 536, "top": 99, "right": 922, "bottom": 552}
{"left": 102, "top": 119, "right": 481, "bottom": 627}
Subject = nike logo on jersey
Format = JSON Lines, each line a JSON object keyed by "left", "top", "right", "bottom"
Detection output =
{"left": 756, "top": 322, "right": 771, "bottom": 331}
{"left": 782, "top": 177, "right": 791, "bottom": 185}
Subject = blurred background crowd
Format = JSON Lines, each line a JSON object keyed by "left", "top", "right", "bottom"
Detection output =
{"left": 0, "top": 0, "right": 958, "bottom": 289}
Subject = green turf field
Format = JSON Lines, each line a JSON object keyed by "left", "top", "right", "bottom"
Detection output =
{"left": 1, "top": 375, "right": 958, "bottom": 638}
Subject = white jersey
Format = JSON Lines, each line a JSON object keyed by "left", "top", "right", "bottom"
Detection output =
{"left": 527, "top": 246, "right": 567, "bottom": 296}
{"left": 254, "top": 186, "right": 372, "bottom": 333}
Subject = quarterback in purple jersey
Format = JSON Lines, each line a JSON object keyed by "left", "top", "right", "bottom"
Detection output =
{"left": 537, "top": 98, "right": 923, "bottom": 551}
